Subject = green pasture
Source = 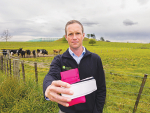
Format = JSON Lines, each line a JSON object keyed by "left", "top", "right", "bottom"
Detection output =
{"left": 0, "top": 39, "right": 150, "bottom": 113}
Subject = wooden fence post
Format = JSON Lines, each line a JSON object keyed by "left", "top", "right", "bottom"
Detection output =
{"left": 34, "top": 62, "right": 38, "bottom": 84}
{"left": 21, "top": 61, "right": 25, "bottom": 83}
{"left": 0, "top": 56, "right": 3, "bottom": 72}
{"left": 7, "top": 58, "right": 9, "bottom": 76}
{"left": 35, "top": 51, "right": 37, "bottom": 58}
{"left": 9, "top": 59, "right": 12, "bottom": 76}
{"left": 7, "top": 50, "right": 10, "bottom": 59}
{"left": 133, "top": 74, "right": 148, "bottom": 113}
{"left": 3, "top": 57, "right": 6, "bottom": 75}
{"left": 13, "top": 59, "right": 20, "bottom": 78}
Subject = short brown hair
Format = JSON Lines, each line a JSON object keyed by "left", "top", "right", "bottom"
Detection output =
{"left": 65, "top": 20, "right": 84, "bottom": 35}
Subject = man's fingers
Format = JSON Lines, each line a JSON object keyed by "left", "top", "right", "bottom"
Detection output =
{"left": 50, "top": 92, "right": 72, "bottom": 102}
{"left": 50, "top": 80, "right": 73, "bottom": 95}
{"left": 52, "top": 80, "right": 71, "bottom": 88}
{"left": 53, "top": 86, "right": 73, "bottom": 95}
{"left": 52, "top": 97, "right": 70, "bottom": 107}
{"left": 50, "top": 92, "right": 71, "bottom": 107}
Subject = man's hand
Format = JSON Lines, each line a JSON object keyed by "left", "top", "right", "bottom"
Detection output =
{"left": 45, "top": 80, "right": 74, "bottom": 107}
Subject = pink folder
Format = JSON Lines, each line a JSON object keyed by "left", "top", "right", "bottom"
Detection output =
{"left": 60, "top": 68, "right": 86, "bottom": 106}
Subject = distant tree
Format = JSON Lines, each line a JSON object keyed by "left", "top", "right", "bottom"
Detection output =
{"left": 86, "top": 34, "right": 90, "bottom": 38}
{"left": 100, "top": 37, "right": 105, "bottom": 41}
{"left": 0, "top": 29, "right": 12, "bottom": 42}
{"left": 91, "top": 33, "right": 96, "bottom": 39}
{"left": 89, "top": 39, "right": 96, "bottom": 46}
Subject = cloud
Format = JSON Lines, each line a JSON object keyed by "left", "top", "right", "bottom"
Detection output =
{"left": 0, "top": 0, "right": 150, "bottom": 43}
{"left": 95, "top": 32, "right": 150, "bottom": 43}
{"left": 80, "top": 18, "right": 99, "bottom": 27}
{"left": 123, "top": 19, "right": 138, "bottom": 26}
{"left": 137, "top": 0, "right": 149, "bottom": 5}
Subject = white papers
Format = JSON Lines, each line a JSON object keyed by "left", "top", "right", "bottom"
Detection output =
{"left": 61, "top": 77, "right": 97, "bottom": 99}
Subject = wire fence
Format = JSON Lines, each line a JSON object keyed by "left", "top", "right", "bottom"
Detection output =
{"left": 105, "top": 69, "right": 149, "bottom": 113}
{"left": 0, "top": 54, "right": 149, "bottom": 113}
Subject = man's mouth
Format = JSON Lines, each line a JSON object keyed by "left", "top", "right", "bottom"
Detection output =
{"left": 72, "top": 42, "right": 78, "bottom": 44}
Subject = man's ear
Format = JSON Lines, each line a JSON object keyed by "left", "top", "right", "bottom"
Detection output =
{"left": 82, "top": 33, "right": 85, "bottom": 40}
{"left": 65, "top": 35, "right": 68, "bottom": 41}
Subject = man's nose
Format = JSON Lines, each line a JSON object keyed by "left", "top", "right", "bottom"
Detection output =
{"left": 72, "top": 34, "right": 77, "bottom": 39}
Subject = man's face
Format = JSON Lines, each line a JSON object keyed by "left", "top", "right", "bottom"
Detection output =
{"left": 65, "top": 23, "right": 85, "bottom": 50}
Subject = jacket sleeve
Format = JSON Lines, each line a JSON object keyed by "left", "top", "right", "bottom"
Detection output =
{"left": 43, "top": 55, "right": 62, "bottom": 99}
{"left": 94, "top": 56, "right": 106, "bottom": 113}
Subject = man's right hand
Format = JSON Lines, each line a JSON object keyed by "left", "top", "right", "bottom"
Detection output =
{"left": 45, "top": 80, "right": 74, "bottom": 107}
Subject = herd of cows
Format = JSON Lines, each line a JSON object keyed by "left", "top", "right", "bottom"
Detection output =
{"left": 2, "top": 48, "right": 48, "bottom": 58}
{"left": 1, "top": 48, "right": 62, "bottom": 58}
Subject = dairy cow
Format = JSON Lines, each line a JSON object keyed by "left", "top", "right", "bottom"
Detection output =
{"left": 32, "top": 50, "right": 36, "bottom": 57}
{"left": 10, "top": 49, "right": 18, "bottom": 56}
{"left": 26, "top": 50, "right": 31, "bottom": 57}
{"left": 2, "top": 49, "right": 7, "bottom": 56}
{"left": 18, "top": 48, "right": 26, "bottom": 58}
{"left": 53, "top": 49, "right": 62, "bottom": 55}
{"left": 37, "top": 49, "right": 48, "bottom": 56}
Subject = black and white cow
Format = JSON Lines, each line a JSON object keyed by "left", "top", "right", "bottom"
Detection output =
{"left": 21, "top": 50, "right": 26, "bottom": 58}
{"left": 32, "top": 50, "right": 36, "bottom": 58}
{"left": 18, "top": 48, "right": 26, "bottom": 58}
{"left": 18, "top": 48, "right": 23, "bottom": 56}
{"left": 26, "top": 50, "right": 31, "bottom": 57}
{"left": 2, "top": 49, "right": 7, "bottom": 56}
{"left": 10, "top": 49, "right": 18, "bottom": 56}
{"left": 37, "top": 49, "right": 48, "bottom": 56}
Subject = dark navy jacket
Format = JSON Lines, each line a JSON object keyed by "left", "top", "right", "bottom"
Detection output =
{"left": 43, "top": 48, "right": 106, "bottom": 113}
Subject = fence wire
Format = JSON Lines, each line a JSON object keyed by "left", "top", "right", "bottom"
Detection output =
{"left": 106, "top": 80, "right": 150, "bottom": 89}
{"left": 107, "top": 88, "right": 150, "bottom": 97}
{"left": 105, "top": 70, "right": 150, "bottom": 79}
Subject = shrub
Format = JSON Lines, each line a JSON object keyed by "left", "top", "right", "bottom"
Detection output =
{"left": 89, "top": 39, "right": 96, "bottom": 46}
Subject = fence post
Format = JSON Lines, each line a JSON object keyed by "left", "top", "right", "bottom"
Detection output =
{"left": 4, "top": 57, "right": 6, "bottom": 75}
{"left": 7, "top": 58, "right": 9, "bottom": 76}
{"left": 13, "top": 59, "right": 20, "bottom": 78}
{"left": 35, "top": 51, "right": 37, "bottom": 58}
{"left": 7, "top": 50, "right": 10, "bottom": 59}
{"left": 133, "top": 74, "right": 148, "bottom": 113}
{"left": 3, "top": 57, "right": 5, "bottom": 74}
{"left": 21, "top": 61, "right": 25, "bottom": 83}
{"left": 34, "top": 62, "right": 38, "bottom": 84}
{"left": 9, "top": 59, "right": 12, "bottom": 76}
{"left": 0, "top": 56, "right": 3, "bottom": 72}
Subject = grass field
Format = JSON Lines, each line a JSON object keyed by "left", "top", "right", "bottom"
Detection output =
{"left": 0, "top": 38, "right": 150, "bottom": 113}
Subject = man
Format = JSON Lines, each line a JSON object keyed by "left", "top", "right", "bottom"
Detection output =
{"left": 43, "top": 20, "right": 106, "bottom": 113}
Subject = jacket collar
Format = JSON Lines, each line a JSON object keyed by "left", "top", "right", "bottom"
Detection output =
{"left": 62, "top": 48, "right": 92, "bottom": 59}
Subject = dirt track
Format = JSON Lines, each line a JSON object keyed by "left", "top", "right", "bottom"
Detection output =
{"left": 10, "top": 54, "right": 56, "bottom": 59}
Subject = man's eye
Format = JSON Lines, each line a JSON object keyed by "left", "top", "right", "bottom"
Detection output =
{"left": 69, "top": 34, "right": 72, "bottom": 36}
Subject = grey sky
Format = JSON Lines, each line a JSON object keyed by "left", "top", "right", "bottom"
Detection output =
{"left": 0, "top": 0, "right": 150, "bottom": 43}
